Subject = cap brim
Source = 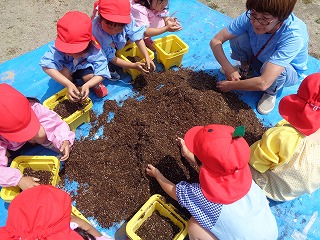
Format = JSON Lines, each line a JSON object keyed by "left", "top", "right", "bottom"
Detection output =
{"left": 199, "top": 163, "right": 252, "bottom": 204}
{"left": 184, "top": 126, "right": 203, "bottom": 153}
{"left": 2, "top": 107, "right": 40, "bottom": 142}
{"left": 279, "top": 94, "right": 320, "bottom": 136}
{"left": 55, "top": 38, "right": 90, "bottom": 54}
{"left": 101, "top": 13, "right": 131, "bottom": 24}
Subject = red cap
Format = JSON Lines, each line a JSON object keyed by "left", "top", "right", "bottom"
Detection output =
{"left": 55, "top": 11, "right": 93, "bottom": 53}
{"left": 279, "top": 72, "right": 320, "bottom": 136}
{"left": 96, "top": 0, "right": 131, "bottom": 24}
{"left": 0, "top": 84, "right": 40, "bottom": 142}
{"left": 0, "top": 185, "right": 82, "bottom": 240}
{"left": 184, "top": 124, "right": 252, "bottom": 204}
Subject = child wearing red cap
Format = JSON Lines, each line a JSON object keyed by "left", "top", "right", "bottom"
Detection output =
{"left": 146, "top": 124, "right": 278, "bottom": 239}
{"left": 250, "top": 72, "right": 320, "bottom": 202}
{"left": 0, "top": 84, "right": 75, "bottom": 190}
{"left": 91, "top": 0, "right": 156, "bottom": 77}
{"left": 0, "top": 185, "right": 113, "bottom": 240}
{"left": 131, "top": 0, "right": 182, "bottom": 51}
{"left": 40, "top": 11, "right": 111, "bottom": 100}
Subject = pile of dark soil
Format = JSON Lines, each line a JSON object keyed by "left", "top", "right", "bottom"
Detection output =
{"left": 23, "top": 168, "right": 53, "bottom": 185}
{"left": 58, "top": 68, "right": 267, "bottom": 228}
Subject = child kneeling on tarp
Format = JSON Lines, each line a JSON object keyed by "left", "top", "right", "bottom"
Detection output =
{"left": 146, "top": 124, "right": 278, "bottom": 239}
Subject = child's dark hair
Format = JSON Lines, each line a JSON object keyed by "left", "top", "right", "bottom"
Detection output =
{"left": 100, "top": 14, "right": 126, "bottom": 28}
{"left": 246, "top": 0, "right": 297, "bottom": 22}
{"left": 134, "top": 0, "right": 151, "bottom": 9}
{"left": 74, "top": 227, "right": 96, "bottom": 240}
{"left": 26, "top": 97, "right": 40, "bottom": 103}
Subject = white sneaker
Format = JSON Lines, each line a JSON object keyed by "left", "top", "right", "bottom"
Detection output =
{"left": 257, "top": 93, "right": 276, "bottom": 115}
{"left": 108, "top": 71, "right": 121, "bottom": 81}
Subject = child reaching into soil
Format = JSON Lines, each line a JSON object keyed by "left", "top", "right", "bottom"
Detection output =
{"left": 40, "top": 11, "right": 111, "bottom": 101}
{"left": 250, "top": 72, "right": 320, "bottom": 202}
{"left": 210, "top": 0, "right": 308, "bottom": 115}
{"left": 91, "top": 0, "right": 156, "bottom": 78}
{"left": 146, "top": 124, "right": 278, "bottom": 239}
{"left": 130, "top": 0, "right": 182, "bottom": 51}
{"left": 0, "top": 185, "right": 113, "bottom": 240}
{"left": 0, "top": 84, "right": 75, "bottom": 190}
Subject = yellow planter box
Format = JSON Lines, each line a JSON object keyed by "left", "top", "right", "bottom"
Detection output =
{"left": 72, "top": 205, "right": 90, "bottom": 224}
{"left": 116, "top": 42, "right": 155, "bottom": 80}
{"left": 126, "top": 194, "right": 188, "bottom": 240}
{"left": 153, "top": 34, "right": 189, "bottom": 70}
{"left": 43, "top": 88, "right": 93, "bottom": 132}
{"left": 0, "top": 156, "right": 60, "bottom": 203}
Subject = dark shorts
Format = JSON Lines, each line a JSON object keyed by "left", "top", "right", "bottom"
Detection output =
{"left": 72, "top": 67, "right": 94, "bottom": 80}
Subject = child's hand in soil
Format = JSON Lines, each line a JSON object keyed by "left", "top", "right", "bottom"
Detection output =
{"left": 59, "top": 140, "right": 71, "bottom": 161}
{"left": 146, "top": 164, "right": 162, "bottom": 178}
{"left": 17, "top": 176, "right": 40, "bottom": 190}
{"left": 133, "top": 62, "right": 151, "bottom": 73}
{"left": 67, "top": 84, "right": 81, "bottom": 102}
{"left": 79, "top": 84, "right": 90, "bottom": 101}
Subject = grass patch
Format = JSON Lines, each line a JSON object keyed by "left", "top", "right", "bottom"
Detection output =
{"left": 302, "top": 0, "right": 313, "bottom": 4}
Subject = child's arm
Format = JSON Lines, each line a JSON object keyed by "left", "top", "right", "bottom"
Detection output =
{"left": 71, "top": 215, "right": 102, "bottom": 237}
{"left": 176, "top": 137, "right": 198, "bottom": 169}
{"left": 135, "top": 39, "right": 156, "bottom": 70}
{"left": 146, "top": 164, "right": 177, "bottom": 201}
{"left": 144, "top": 18, "right": 182, "bottom": 38}
{"left": 42, "top": 67, "right": 80, "bottom": 102}
{"left": 110, "top": 56, "right": 149, "bottom": 73}
{"left": 81, "top": 75, "right": 104, "bottom": 100}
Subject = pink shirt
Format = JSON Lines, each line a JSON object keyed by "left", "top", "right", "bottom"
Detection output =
{"left": 0, "top": 102, "right": 75, "bottom": 187}
{"left": 131, "top": 1, "right": 168, "bottom": 28}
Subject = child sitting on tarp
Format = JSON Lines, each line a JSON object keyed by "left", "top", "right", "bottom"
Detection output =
{"left": 0, "top": 84, "right": 75, "bottom": 190}
{"left": 0, "top": 185, "right": 113, "bottom": 240}
{"left": 91, "top": 0, "right": 156, "bottom": 77}
{"left": 40, "top": 11, "right": 111, "bottom": 100}
{"left": 146, "top": 124, "right": 278, "bottom": 239}
{"left": 131, "top": 0, "right": 182, "bottom": 51}
{"left": 250, "top": 72, "right": 320, "bottom": 202}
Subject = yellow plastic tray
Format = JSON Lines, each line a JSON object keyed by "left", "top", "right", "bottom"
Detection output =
{"left": 153, "top": 34, "right": 189, "bottom": 70}
{"left": 72, "top": 205, "right": 90, "bottom": 224}
{"left": 116, "top": 42, "right": 155, "bottom": 80}
{"left": 126, "top": 194, "right": 188, "bottom": 240}
{"left": 43, "top": 88, "right": 93, "bottom": 132}
{"left": 0, "top": 156, "right": 60, "bottom": 203}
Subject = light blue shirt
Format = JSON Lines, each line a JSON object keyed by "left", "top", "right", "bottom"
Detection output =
{"left": 226, "top": 12, "right": 308, "bottom": 73}
{"left": 39, "top": 43, "right": 111, "bottom": 79}
{"left": 176, "top": 180, "right": 278, "bottom": 240}
{"left": 92, "top": 15, "right": 146, "bottom": 61}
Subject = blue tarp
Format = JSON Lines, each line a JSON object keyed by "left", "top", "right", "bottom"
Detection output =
{"left": 0, "top": 0, "right": 319, "bottom": 239}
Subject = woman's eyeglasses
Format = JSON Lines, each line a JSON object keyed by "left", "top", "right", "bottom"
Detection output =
{"left": 246, "top": 11, "right": 276, "bottom": 26}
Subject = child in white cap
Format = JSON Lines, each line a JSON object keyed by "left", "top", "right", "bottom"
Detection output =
{"left": 250, "top": 72, "right": 320, "bottom": 201}
{"left": 40, "top": 11, "right": 111, "bottom": 100}
{"left": 146, "top": 124, "right": 278, "bottom": 239}
{"left": 0, "top": 84, "right": 74, "bottom": 190}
